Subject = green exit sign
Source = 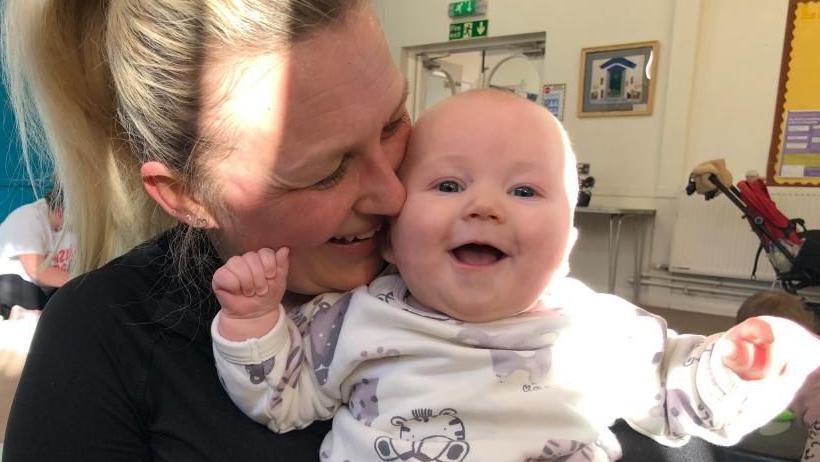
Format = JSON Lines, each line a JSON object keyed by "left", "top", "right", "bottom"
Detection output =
{"left": 449, "top": 19, "right": 489, "bottom": 40}
{"left": 449, "top": 1, "right": 475, "bottom": 17}
{"left": 448, "top": 0, "right": 486, "bottom": 18}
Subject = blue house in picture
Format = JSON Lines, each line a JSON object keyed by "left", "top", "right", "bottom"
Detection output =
{"left": 589, "top": 56, "right": 644, "bottom": 102}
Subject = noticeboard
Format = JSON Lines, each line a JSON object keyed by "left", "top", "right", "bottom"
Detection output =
{"left": 767, "top": 0, "right": 820, "bottom": 186}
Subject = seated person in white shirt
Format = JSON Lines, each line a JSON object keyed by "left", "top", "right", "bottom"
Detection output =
{"left": 210, "top": 90, "right": 820, "bottom": 462}
{"left": 0, "top": 188, "right": 73, "bottom": 318}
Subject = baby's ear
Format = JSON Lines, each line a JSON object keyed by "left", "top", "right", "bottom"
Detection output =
{"left": 567, "top": 226, "right": 578, "bottom": 253}
{"left": 554, "top": 227, "right": 579, "bottom": 281}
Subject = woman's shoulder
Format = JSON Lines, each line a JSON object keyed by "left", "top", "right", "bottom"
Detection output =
{"left": 54, "top": 236, "right": 168, "bottom": 313}
{"left": 49, "top": 232, "right": 203, "bottom": 330}
{"left": 48, "top": 230, "right": 218, "bottom": 342}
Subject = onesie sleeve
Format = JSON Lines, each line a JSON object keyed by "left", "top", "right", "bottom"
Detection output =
{"left": 618, "top": 300, "right": 803, "bottom": 447}
{"left": 212, "top": 302, "right": 341, "bottom": 433}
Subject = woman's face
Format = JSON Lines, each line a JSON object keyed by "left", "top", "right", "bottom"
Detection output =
{"left": 200, "top": 7, "right": 409, "bottom": 295}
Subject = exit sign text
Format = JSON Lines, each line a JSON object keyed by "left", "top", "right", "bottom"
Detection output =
{"left": 449, "top": 19, "right": 489, "bottom": 40}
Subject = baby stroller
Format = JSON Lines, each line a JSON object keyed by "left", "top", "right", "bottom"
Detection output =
{"left": 685, "top": 166, "right": 820, "bottom": 303}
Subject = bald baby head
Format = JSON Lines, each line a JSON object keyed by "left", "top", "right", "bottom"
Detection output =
{"left": 404, "top": 89, "right": 578, "bottom": 211}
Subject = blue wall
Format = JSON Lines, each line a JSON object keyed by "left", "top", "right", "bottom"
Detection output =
{"left": 1, "top": 80, "right": 51, "bottom": 221}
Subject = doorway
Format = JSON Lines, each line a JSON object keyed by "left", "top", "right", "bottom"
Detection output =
{"left": 403, "top": 32, "right": 546, "bottom": 121}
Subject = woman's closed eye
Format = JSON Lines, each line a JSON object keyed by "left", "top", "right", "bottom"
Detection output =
{"left": 381, "top": 110, "right": 409, "bottom": 140}
{"left": 310, "top": 111, "right": 407, "bottom": 190}
{"left": 312, "top": 154, "right": 352, "bottom": 190}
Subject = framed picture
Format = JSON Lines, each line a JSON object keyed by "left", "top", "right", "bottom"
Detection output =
{"left": 577, "top": 41, "right": 659, "bottom": 117}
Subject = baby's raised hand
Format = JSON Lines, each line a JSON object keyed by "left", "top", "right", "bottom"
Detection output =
{"left": 213, "top": 248, "right": 289, "bottom": 341}
{"left": 719, "top": 316, "right": 820, "bottom": 382}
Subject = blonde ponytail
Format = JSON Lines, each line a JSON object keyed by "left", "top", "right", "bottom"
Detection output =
{"left": 3, "top": 1, "right": 174, "bottom": 274}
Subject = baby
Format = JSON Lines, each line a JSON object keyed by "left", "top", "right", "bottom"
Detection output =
{"left": 211, "top": 90, "right": 820, "bottom": 462}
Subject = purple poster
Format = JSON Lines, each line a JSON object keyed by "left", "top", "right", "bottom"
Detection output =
{"left": 779, "top": 110, "right": 820, "bottom": 178}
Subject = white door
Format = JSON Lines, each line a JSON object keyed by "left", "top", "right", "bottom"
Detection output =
{"left": 420, "top": 57, "right": 465, "bottom": 112}
{"left": 408, "top": 36, "right": 545, "bottom": 120}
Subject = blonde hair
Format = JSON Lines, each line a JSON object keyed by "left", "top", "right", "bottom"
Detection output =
{"left": 737, "top": 290, "right": 819, "bottom": 334}
{"left": 2, "top": 0, "right": 361, "bottom": 275}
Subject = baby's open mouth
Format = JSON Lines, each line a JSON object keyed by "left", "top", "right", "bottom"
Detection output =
{"left": 450, "top": 243, "right": 507, "bottom": 266}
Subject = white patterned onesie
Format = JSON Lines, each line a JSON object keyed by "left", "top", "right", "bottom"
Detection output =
{"left": 212, "top": 275, "right": 799, "bottom": 462}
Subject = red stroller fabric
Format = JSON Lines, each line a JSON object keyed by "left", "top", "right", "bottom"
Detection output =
{"left": 736, "top": 179, "right": 803, "bottom": 247}
{"left": 733, "top": 178, "right": 820, "bottom": 293}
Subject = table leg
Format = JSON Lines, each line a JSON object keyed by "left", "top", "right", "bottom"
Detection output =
{"left": 608, "top": 215, "right": 624, "bottom": 294}
{"left": 633, "top": 217, "right": 647, "bottom": 304}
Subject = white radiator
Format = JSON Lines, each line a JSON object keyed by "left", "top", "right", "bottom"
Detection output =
{"left": 669, "top": 188, "right": 820, "bottom": 280}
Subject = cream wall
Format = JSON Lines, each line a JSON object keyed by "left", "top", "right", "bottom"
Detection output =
{"left": 372, "top": 0, "right": 792, "bottom": 316}
{"left": 686, "top": 0, "right": 788, "bottom": 176}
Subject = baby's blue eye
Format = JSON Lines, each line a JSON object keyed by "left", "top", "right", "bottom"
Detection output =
{"left": 512, "top": 186, "right": 536, "bottom": 197}
{"left": 438, "top": 181, "right": 462, "bottom": 193}
{"left": 512, "top": 186, "right": 535, "bottom": 197}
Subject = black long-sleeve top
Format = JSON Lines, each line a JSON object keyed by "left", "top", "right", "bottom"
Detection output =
{"left": 3, "top": 230, "right": 330, "bottom": 461}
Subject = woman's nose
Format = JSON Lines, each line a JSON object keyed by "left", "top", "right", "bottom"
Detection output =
{"left": 355, "top": 145, "right": 406, "bottom": 216}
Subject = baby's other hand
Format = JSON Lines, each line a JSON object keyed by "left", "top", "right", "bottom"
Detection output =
{"left": 213, "top": 248, "right": 289, "bottom": 339}
{"left": 719, "top": 316, "right": 820, "bottom": 382}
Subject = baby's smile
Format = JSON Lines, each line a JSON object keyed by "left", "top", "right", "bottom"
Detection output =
{"left": 449, "top": 242, "right": 508, "bottom": 266}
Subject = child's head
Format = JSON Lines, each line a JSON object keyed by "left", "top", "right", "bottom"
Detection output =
{"left": 384, "top": 89, "right": 578, "bottom": 322}
{"left": 44, "top": 186, "right": 64, "bottom": 232}
{"left": 737, "top": 290, "right": 819, "bottom": 334}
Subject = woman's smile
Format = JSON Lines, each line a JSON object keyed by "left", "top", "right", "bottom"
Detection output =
{"left": 326, "top": 225, "right": 384, "bottom": 257}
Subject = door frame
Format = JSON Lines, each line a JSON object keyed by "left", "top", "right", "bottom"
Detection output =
{"left": 401, "top": 32, "right": 546, "bottom": 121}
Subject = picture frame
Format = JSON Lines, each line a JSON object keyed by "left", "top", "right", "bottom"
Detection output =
{"left": 577, "top": 41, "right": 659, "bottom": 117}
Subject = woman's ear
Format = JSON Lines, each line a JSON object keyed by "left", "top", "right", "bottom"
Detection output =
{"left": 141, "top": 161, "right": 217, "bottom": 228}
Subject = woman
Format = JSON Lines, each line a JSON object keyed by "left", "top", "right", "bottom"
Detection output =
{"left": 1, "top": 1, "right": 409, "bottom": 460}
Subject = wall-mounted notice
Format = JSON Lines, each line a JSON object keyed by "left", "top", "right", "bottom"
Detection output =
{"left": 778, "top": 110, "right": 820, "bottom": 179}
{"left": 542, "top": 84, "right": 566, "bottom": 121}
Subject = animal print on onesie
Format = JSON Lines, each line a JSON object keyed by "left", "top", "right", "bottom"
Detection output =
{"left": 374, "top": 408, "right": 469, "bottom": 462}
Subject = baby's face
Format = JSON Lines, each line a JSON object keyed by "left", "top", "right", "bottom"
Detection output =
{"left": 386, "top": 92, "right": 575, "bottom": 322}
